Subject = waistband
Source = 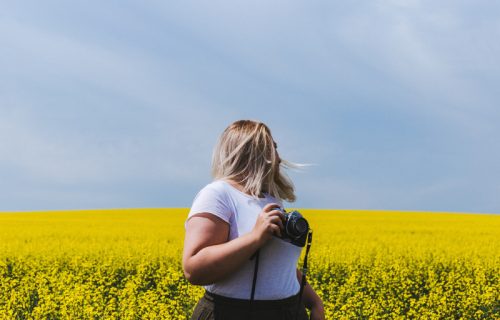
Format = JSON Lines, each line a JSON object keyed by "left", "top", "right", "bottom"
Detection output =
{"left": 203, "top": 290, "right": 301, "bottom": 308}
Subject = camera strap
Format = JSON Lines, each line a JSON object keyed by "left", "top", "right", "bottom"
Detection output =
{"left": 250, "top": 250, "right": 260, "bottom": 301}
{"left": 248, "top": 249, "right": 260, "bottom": 319}
{"left": 295, "top": 230, "right": 313, "bottom": 320}
{"left": 248, "top": 230, "right": 313, "bottom": 320}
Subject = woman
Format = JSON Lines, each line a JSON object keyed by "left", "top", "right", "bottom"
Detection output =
{"left": 183, "top": 120, "right": 325, "bottom": 320}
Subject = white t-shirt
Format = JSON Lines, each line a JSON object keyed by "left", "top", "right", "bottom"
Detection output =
{"left": 185, "top": 179, "right": 302, "bottom": 300}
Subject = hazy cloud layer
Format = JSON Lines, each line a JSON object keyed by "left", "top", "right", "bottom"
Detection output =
{"left": 1, "top": 1, "right": 499, "bottom": 213}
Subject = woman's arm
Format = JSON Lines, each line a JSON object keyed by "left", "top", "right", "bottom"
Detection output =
{"left": 296, "top": 268, "right": 325, "bottom": 319}
{"left": 183, "top": 203, "right": 285, "bottom": 286}
{"left": 183, "top": 213, "right": 261, "bottom": 285}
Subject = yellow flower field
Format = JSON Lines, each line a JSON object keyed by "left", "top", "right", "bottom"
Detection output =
{"left": 0, "top": 209, "right": 499, "bottom": 319}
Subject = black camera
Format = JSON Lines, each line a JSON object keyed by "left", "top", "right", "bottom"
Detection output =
{"left": 279, "top": 209, "right": 309, "bottom": 247}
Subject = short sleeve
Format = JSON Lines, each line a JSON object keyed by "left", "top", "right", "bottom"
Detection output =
{"left": 185, "top": 182, "right": 232, "bottom": 229}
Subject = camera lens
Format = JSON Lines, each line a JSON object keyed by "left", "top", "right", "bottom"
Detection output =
{"left": 294, "top": 218, "right": 308, "bottom": 235}
{"left": 282, "top": 210, "right": 309, "bottom": 244}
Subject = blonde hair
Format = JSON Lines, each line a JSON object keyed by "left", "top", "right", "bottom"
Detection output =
{"left": 211, "top": 120, "right": 298, "bottom": 202}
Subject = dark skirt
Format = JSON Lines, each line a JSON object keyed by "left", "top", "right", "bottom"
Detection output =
{"left": 190, "top": 290, "right": 309, "bottom": 320}
{"left": 190, "top": 291, "right": 309, "bottom": 320}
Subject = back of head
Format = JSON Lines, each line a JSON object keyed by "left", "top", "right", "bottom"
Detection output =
{"left": 211, "top": 119, "right": 296, "bottom": 202}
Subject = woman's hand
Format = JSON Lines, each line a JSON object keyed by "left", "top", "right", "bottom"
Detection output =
{"left": 296, "top": 268, "right": 325, "bottom": 320}
{"left": 310, "top": 302, "right": 325, "bottom": 320}
{"left": 250, "top": 203, "right": 285, "bottom": 246}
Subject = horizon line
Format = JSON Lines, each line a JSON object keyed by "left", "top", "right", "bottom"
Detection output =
{"left": 0, "top": 207, "right": 498, "bottom": 216}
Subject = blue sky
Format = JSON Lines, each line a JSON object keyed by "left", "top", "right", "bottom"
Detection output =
{"left": 1, "top": 1, "right": 499, "bottom": 213}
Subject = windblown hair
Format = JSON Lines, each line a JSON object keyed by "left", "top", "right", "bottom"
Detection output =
{"left": 211, "top": 120, "right": 297, "bottom": 202}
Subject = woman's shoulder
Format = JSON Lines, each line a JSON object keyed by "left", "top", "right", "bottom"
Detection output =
{"left": 194, "top": 180, "right": 229, "bottom": 200}
{"left": 188, "top": 180, "right": 233, "bottom": 226}
{"left": 200, "top": 179, "right": 227, "bottom": 192}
